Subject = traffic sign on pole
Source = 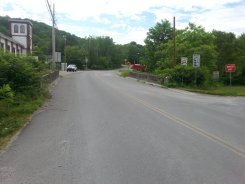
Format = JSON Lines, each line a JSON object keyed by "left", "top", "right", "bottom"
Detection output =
{"left": 225, "top": 64, "right": 236, "bottom": 73}
{"left": 181, "top": 57, "right": 188, "bottom": 65}
{"left": 225, "top": 64, "right": 236, "bottom": 86}
{"left": 193, "top": 54, "right": 200, "bottom": 68}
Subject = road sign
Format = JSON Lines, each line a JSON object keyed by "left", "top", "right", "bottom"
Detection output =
{"left": 181, "top": 57, "right": 188, "bottom": 65}
{"left": 225, "top": 64, "right": 236, "bottom": 73}
{"left": 213, "top": 71, "right": 219, "bottom": 80}
{"left": 225, "top": 64, "right": 236, "bottom": 86}
{"left": 193, "top": 54, "right": 200, "bottom": 68}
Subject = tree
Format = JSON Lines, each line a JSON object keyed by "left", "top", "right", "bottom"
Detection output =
{"left": 233, "top": 34, "right": 245, "bottom": 84}
{"left": 145, "top": 19, "right": 173, "bottom": 45}
{"left": 121, "top": 41, "right": 144, "bottom": 64}
{"left": 212, "top": 30, "right": 237, "bottom": 74}
{"left": 143, "top": 19, "right": 173, "bottom": 71}
{"left": 175, "top": 23, "right": 217, "bottom": 70}
{"left": 65, "top": 46, "right": 87, "bottom": 69}
{"left": 32, "top": 46, "right": 46, "bottom": 61}
{"left": 0, "top": 16, "right": 10, "bottom": 35}
{"left": 152, "top": 23, "right": 217, "bottom": 75}
{"left": 84, "top": 36, "right": 122, "bottom": 69}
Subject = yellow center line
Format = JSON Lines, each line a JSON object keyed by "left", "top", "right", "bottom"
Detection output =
{"left": 129, "top": 95, "right": 245, "bottom": 159}
{"left": 95, "top": 72, "right": 245, "bottom": 158}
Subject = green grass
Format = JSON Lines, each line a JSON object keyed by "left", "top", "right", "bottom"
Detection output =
{"left": 0, "top": 95, "right": 46, "bottom": 149}
{"left": 119, "top": 69, "right": 130, "bottom": 78}
{"left": 180, "top": 86, "right": 245, "bottom": 96}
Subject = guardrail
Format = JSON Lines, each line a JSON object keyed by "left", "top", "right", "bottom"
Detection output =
{"left": 129, "top": 72, "right": 164, "bottom": 84}
{"left": 42, "top": 70, "right": 59, "bottom": 84}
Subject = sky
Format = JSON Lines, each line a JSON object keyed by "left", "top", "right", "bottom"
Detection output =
{"left": 0, "top": 0, "right": 245, "bottom": 45}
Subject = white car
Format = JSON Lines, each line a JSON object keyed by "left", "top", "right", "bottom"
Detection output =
{"left": 67, "top": 64, "right": 77, "bottom": 72}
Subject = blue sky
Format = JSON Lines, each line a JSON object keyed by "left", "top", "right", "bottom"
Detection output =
{"left": 1, "top": 0, "right": 244, "bottom": 45}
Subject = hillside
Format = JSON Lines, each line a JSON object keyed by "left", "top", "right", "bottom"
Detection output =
{"left": 0, "top": 15, "right": 126, "bottom": 69}
{"left": 0, "top": 15, "right": 84, "bottom": 57}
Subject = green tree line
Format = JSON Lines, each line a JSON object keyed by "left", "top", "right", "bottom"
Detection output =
{"left": 142, "top": 20, "right": 245, "bottom": 86}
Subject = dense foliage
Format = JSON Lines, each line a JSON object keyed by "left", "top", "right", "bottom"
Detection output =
{"left": 0, "top": 50, "right": 49, "bottom": 138}
{"left": 121, "top": 41, "right": 144, "bottom": 64}
{"left": 143, "top": 21, "right": 245, "bottom": 86}
{"left": 0, "top": 51, "right": 48, "bottom": 94}
{"left": 84, "top": 36, "right": 122, "bottom": 69}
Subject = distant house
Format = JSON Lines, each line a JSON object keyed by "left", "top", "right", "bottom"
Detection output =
{"left": 0, "top": 19, "right": 33, "bottom": 56}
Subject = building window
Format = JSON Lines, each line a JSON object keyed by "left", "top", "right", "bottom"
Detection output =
{"left": 12, "top": 47, "right": 16, "bottom": 54}
{"left": 20, "top": 25, "right": 25, "bottom": 33}
{"left": 14, "top": 24, "right": 19, "bottom": 33}
{"left": 0, "top": 43, "right": 4, "bottom": 48}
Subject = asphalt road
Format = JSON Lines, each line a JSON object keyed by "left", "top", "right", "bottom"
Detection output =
{"left": 1, "top": 70, "right": 245, "bottom": 184}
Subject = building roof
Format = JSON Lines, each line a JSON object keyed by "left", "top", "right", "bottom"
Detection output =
{"left": 9, "top": 18, "right": 33, "bottom": 26}
{"left": 0, "top": 32, "right": 25, "bottom": 47}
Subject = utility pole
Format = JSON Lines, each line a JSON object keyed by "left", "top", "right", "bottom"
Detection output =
{"left": 173, "top": 16, "right": 176, "bottom": 67}
{"left": 63, "top": 35, "right": 66, "bottom": 63}
{"left": 46, "top": 0, "right": 56, "bottom": 69}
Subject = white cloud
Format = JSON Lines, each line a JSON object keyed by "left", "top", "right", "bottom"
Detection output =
{"left": 110, "top": 23, "right": 128, "bottom": 30}
{"left": 0, "top": 0, "right": 244, "bottom": 44}
{"left": 190, "top": 1, "right": 245, "bottom": 34}
{"left": 123, "top": 27, "right": 148, "bottom": 45}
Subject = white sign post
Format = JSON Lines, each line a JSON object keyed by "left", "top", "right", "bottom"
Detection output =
{"left": 181, "top": 57, "right": 188, "bottom": 66}
{"left": 193, "top": 54, "right": 200, "bottom": 68}
{"left": 193, "top": 54, "right": 200, "bottom": 85}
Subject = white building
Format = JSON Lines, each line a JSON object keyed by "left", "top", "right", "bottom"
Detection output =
{"left": 9, "top": 19, "right": 33, "bottom": 55}
{"left": 0, "top": 19, "right": 33, "bottom": 55}
{"left": 0, "top": 32, "right": 24, "bottom": 55}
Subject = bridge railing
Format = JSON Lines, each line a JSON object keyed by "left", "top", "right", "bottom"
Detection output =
{"left": 129, "top": 72, "right": 164, "bottom": 84}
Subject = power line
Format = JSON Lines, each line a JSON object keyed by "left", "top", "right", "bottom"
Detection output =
{"left": 46, "top": 0, "right": 56, "bottom": 68}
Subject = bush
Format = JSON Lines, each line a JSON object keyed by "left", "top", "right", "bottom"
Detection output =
{"left": 0, "top": 84, "right": 14, "bottom": 100}
{"left": 0, "top": 51, "right": 49, "bottom": 143}
{"left": 0, "top": 51, "right": 42, "bottom": 95}
{"left": 162, "top": 65, "right": 210, "bottom": 87}
{"left": 120, "top": 70, "right": 130, "bottom": 77}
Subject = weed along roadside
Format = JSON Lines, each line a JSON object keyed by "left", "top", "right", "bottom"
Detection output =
{"left": 0, "top": 68, "right": 60, "bottom": 150}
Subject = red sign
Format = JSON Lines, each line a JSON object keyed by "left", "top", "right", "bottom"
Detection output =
{"left": 226, "top": 64, "right": 236, "bottom": 72}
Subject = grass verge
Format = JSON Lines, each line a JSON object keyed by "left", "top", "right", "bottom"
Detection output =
{"left": 119, "top": 69, "right": 130, "bottom": 78}
{"left": 179, "top": 86, "right": 245, "bottom": 96}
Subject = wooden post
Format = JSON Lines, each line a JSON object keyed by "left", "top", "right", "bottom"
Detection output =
{"left": 173, "top": 16, "right": 176, "bottom": 67}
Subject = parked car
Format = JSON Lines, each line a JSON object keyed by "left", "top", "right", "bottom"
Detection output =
{"left": 67, "top": 64, "right": 77, "bottom": 72}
